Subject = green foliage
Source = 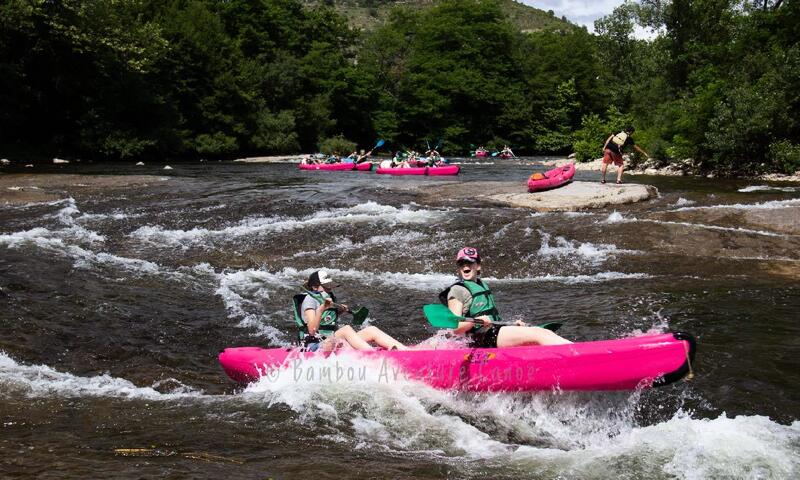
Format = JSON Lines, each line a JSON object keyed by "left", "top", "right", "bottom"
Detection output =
{"left": 194, "top": 132, "right": 239, "bottom": 156}
{"left": 532, "top": 78, "right": 581, "bottom": 153}
{"left": 769, "top": 140, "right": 800, "bottom": 174}
{"left": 251, "top": 110, "right": 300, "bottom": 153}
{"left": 1, "top": 0, "right": 797, "bottom": 173}
{"left": 572, "top": 107, "right": 633, "bottom": 161}
{"left": 318, "top": 135, "right": 356, "bottom": 155}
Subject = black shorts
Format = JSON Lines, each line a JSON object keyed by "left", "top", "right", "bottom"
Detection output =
{"left": 468, "top": 324, "right": 502, "bottom": 349}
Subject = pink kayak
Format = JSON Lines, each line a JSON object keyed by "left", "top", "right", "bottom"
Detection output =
{"left": 500, "top": 153, "right": 513, "bottom": 159}
{"left": 375, "top": 165, "right": 460, "bottom": 176}
{"left": 299, "top": 162, "right": 372, "bottom": 172}
{"left": 219, "top": 332, "right": 695, "bottom": 391}
{"left": 528, "top": 163, "right": 576, "bottom": 192}
{"left": 475, "top": 150, "right": 489, "bottom": 157}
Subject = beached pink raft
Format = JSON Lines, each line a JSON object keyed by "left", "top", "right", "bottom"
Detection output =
{"left": 299, "top": 162, "right": 372, "bottom": 172}
{"left": 219, "top": 332, "right": 695, "bottom": 392}
{"left": 375, "top": 165, "right": 460, "bottom": 176}
{"left": 527, "top": 163, "right": 576, "bottom": 192}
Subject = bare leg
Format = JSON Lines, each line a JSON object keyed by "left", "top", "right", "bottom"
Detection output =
{"left": 357, "top": 326, "right": 408, "bottom": 350}
{"left": 334, "top": 325, "right": 374, "bottom": 351}
{"left": 601, "top": 162, "right": 608, "bottom": 183}
{"left": 496, "top": 326, "right": 572, "bottom": 347}
{"left": 617, "top": 164, "right": 625, "bottom": 183}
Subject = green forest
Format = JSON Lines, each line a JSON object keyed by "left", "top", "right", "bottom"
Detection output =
{"left": 1, "top": 0, "right": 798, "bottom": 175}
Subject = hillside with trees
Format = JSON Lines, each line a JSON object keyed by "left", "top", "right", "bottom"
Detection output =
{"left": 299, "top": 0, "right": 576, "bottom": 32}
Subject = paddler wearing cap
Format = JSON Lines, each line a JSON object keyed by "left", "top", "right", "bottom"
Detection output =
{"left": 438, "top": 248, "right": 572, "bottom": 348}
{"left": 293, "top": 270, "right": 407, "bottom": 352}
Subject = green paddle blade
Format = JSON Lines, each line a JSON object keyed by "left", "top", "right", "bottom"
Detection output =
{"left": 423, "top": 304, "right": 462, "bottom": 329}
{"left": 351, "top": 307, "right": 369, "bottom": 326}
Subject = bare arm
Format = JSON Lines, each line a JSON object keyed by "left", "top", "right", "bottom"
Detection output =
{"left": 603, "top": 135, "right": 613, "bottom": 150}
{"left": 303, "top": 297, "right": 332, "bottom": 335}
{"left": 448, "top": 298, "right": 475, "bottom": 335}
{"left": 634, "top": 145, "right": 650, "bottom": 158}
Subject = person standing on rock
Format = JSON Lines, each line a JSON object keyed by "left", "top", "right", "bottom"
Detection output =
{"left": 601, "top": 126, "right": 650, "bottom": 184}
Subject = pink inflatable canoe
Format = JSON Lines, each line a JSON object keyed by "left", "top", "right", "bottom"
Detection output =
{"left": 475, "top": 150, "right": 489, "bottom": 157}
{"left": 527, "top": 163, "right": 576, "bottom": 192}
{"left": 219, "top": 332, "right": 695, "bottom": 392}
{"left": 375, "top": 165, "right": 460, "bottom": 176}
{"left": 299, "top": 162, "right": 372, "bottom": 172}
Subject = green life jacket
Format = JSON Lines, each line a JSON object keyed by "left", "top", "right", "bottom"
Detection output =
{"left": 439, "top": 279, "right": 501, "bottom": 333}
{"left": 292, "top": 290, "right": 339, "bottom": 342}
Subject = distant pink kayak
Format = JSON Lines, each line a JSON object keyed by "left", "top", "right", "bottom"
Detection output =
{"left": 299, "top": 162, "right": 372, "bottom": 172}
{"left": 528, "top": 163, "right": 576, "bottom": 192}
{"left": 375, "top": 165, "right": 460, "bottom": 176}
{"left": 219, "top": 332, "right": 695, "bottom": 391}
{"left": 475, "top": 150, "right": 489, "bottom": 157}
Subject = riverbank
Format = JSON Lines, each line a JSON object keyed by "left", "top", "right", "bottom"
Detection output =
{"left": 232, "top": 155, "right": 306, "bottom": 163}
{"left": 545, "top": 157, "right": 800, "bottom": 182}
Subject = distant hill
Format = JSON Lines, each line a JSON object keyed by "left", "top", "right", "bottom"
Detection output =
{"left": 301, "top": 0, "right": 577, "bottom": 32}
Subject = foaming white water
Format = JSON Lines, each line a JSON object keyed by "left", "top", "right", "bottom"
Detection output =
{"left": 240, "top": 352, "right": 512, "bottom": 457}
{"left": 670, "top": 198, "right": 800, "bottom": 212}
{"left": 215, "top": 269, "right": 294, "bottom": 346}
{"left": 0, "top": 351, "right": 204, "bottom": 400}
{"left": 738, "top": 185, "right": 798, "bottom": 193}
{"left": 76, "top": 211, "right": 145, "bottom": 222}
{"left": 0, "top": 227, "right": 167, "bottom": 275}
{"left": 216, "top": 267, "right": 653, "bottom": 306}
{"left": 674, "top": 197, "right": 696, "bottom": 206}
{"left": 129, "top": 202, "right": 444, "bottom": 247}
{"left": 604, "top": 211, "right": 626, "bottom": 223}
{"left": 636, "top": 219, "right": 785, "bottom": 237}
{"left": 237, "top": 352, "right": 799, "bottom": 477}
{"left": 292, "top": 231, "right": 427, "bottom": 258}
{"left": 595, "top": 212, "right": 786, "bottom": 238}
{"left": 504, "top": 413, "right": 799, "bottom": 479}
{"left": 537, "top": 231, "right": 638, "bottom": 265}
{"left": 494, "top": 272, "right": 652, "bottom": 284}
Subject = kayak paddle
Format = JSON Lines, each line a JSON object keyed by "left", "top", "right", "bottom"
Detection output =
{"left": 297, "top": 284, "right": 369, "bottom": 326}
{"left": 328, "top": 302, "right": 369, "bottom": 326}
{"left": 423, "top": 304, "right": 562, "bottom": 332}
{"left": 349, "top": 306, "right": 369, "bottom": 326}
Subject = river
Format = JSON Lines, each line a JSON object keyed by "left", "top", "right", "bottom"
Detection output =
{"left": 1, "top": 158, "right": 799, "bottom": 478}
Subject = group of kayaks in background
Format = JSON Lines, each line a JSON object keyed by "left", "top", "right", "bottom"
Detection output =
{"left": 299, "top": 140, "right": 461, "bottom": 175}
{"left": 298, "top": 139, "right": 577, "bottom": 190}
{"left": 472, "top": 145, "right": 515, "bottom": 158}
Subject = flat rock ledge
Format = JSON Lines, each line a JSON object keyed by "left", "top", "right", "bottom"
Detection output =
{"left": 0, "top": 174, "right": 169, "bottom": 205}
{"left": 448, "top": 181, "right": 657, "bottom": 211}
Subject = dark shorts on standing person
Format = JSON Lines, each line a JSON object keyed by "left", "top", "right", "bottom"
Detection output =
{"left": 603, "top": 149, "right": 623, "bottom": 167}
{"left": 468, "top": 324, "right": 503, "bottom": 349}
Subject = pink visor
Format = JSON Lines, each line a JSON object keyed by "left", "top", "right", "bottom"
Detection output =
{"left": 456, "top": 247, "right": 480, "bottom": 263}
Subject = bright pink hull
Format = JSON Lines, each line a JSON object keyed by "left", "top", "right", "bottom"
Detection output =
{"left": 299, "top": 162, "right": 372, "bottom": 171}
{"left": 375, "top": 165, "right": 460, "bottom": 176}
{"left": 528, "top": 163, "right": 576, "bottom": 192}
{"left": 500, "top": 153, "right": 513, "bottom": 159}
{"left": 219, "top": 332, "right": 695, "bottom": 392}
{"left": 475, "top": 151, "right": 489, "bottom": 157}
